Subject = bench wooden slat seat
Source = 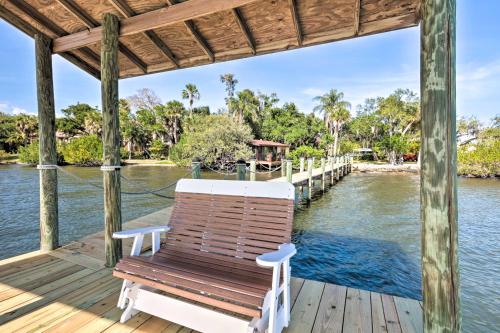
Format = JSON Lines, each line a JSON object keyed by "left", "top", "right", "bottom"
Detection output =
{"left": 112, "top": 179, "right": 296, "bottom": 333}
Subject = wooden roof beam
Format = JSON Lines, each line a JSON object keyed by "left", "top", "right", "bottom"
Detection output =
{"left": 165, "top": 0, "right": 214, "bottom": 62}
{"left": 6, "top": 0, "right": 101, "bottom": 77}
{"left": 107, "top": 0, "right": 179, "bottom": 68}
{"left": 288, "top": 0, "right": 302, "bottom": 46}
{"left": 232, "top": 8, "right": 256, "bottom": 55}
{"left": 53, "top": 0, "right": 258, "bottom": 53}
{"left": 353, "top": 0, "right": 361, "bottom": 36}
{"left": 55, "top": 0, "right": 147, "bottom": 74}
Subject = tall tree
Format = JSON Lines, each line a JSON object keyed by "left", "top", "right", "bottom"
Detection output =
{"left": 229, "top": 89, "right": 260, "bottom": 125}
{"left": 313, "top": 89, "right": 351, "bottom": 156}
{"left": 220, "top": 73, "right": 238, "bottom": 112}
{"left": 164, "top": 100, "right": 187, "bottom": 144}
{"left": 128, "top": 88, "right": 161, "bottom": 111}
{"left": 181, "top": 84, "right": 200, "bottom": 118}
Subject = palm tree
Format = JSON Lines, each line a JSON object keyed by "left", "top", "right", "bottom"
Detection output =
{"left": 14, "top": 114, "right": 38, "bottom": 146}
{"left": 313, "top": 89, "right": 351, "bottom": 156}
{"left": 228, "top": 89, "right": 259, "bottom": 124}
{"left": 181, "top": 84, "right": 200, "bottom": 118}
{"left": 164, "top": 100, "right": 186, "bottom": 144}
{"left": 220, "top": 73, "right": 238, "bottom": 111}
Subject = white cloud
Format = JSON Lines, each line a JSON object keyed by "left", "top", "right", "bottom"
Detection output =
{"left": 301, "top": 88, "right": 325, "bottom": 97}
{"left": 0, "top": 102, "right": 35, "bottom": 115}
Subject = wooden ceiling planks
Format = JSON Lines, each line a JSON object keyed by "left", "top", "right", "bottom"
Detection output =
{"left": 0, "top": 0, "right": 422, "bottom": 79}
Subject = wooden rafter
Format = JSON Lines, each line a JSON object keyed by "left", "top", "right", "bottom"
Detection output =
{"left": 54, "top": 0, "right": 147, "bottom": 74}
{"left": 52, "top": 0, "right": 258, "bottom": 54}
{"left": 288, "top": 0, "right": 302, "bottom": 46}
{"left": 165, "top": 0, "right": 214, "bottom": 62}
{"left": 353, "top": 0, "right": 361, "bottom": 35}
{"left": 6, "top": 0, "right": 101, "bottom": 77}
{"left": 232, "top": 8, "right": 256, "bottom": 55}
{"left": 107, "top": 0, "right": 179, "bottom": 68}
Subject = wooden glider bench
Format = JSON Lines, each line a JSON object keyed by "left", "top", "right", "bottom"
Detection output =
{"left": 113, "top": 179, "right": 296, "bottom": 333}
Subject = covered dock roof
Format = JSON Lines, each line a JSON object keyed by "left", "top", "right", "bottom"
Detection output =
{"left": 0, "top": 0, "right": 420, "bottom": 79}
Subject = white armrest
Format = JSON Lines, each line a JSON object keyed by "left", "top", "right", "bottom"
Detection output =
{"left": 112, "top": 226, "right": 170, "bottom": 239}
{"left": 256, "top": 243, "right": 296, "bottom": 268}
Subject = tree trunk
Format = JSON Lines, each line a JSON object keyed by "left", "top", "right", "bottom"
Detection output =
{"left": 421, "top": 0, "right": 460, "bottom": 332}
{"left": 333, "top": 126, "right": 339, "bottom": 157}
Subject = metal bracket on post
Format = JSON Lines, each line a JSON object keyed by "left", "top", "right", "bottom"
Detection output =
{"left": 100, "top": 165, "right": 122, "bottom": 171}
{"left": 37, "top": 164, "right": 57, "bottom": 170}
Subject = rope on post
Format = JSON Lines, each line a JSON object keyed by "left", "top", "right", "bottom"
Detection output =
{"left": 37, "top": 164, "right": 57, "bottom": 170}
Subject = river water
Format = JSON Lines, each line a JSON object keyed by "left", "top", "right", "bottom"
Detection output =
{"left": 0, "top": 165, "right": 498, "bottom": 332}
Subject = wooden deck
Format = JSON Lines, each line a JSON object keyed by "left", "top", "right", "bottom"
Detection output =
{"left": 270, "top": 162, "right": 349, "bottom": 186}
{"left": 0, "top": 208, "right": 422, "bottom": 333}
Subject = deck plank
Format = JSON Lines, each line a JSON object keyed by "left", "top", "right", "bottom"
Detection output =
{"left": 394, "top": 296, "right": 423, "bottom": 333}
{"left": 285, "top": 279, "right": 324, "bottom": 333}
{"left": 343, "top": 287, "right": 372, "bottom": 333}
{"left": 131, "top": 316, "right": 173, "bottom": 332}
{"left": 290, "top": 277, "right": 305, "bottom": 307}
{"left": 381, "top": 294, "right": 402, "bottom": 333}
{"left": 312, "top": 284, "right": 346, "bottom": 333}
{"left": 371, "top": 292, "right": 389, "bottom": 333}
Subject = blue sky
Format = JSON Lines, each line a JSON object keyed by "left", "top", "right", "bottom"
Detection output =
{"left": 0, "top": 1, "right": 498, "bottom": 123}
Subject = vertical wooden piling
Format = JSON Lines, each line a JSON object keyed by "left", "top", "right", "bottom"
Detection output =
{"left": 35, "top": 33, "right": 58, "bottom": 252}
{"left": 236, "top": 159, "right": 246, "bottom": 181}
{"left": 191, "top": 158, "right": 201, "bottom": 179}
{"left": 335, "top": 156, "right": 340, "bottom": 181}
{"left": 249, "top": 159, "right": 256, "bottom": 181}
{"left": 299, "top": 157, "right": 305, "bottom": 173}
{"left": 286, "top": 159, "right": 293, "bottom": 183}
{"left": 421, "top": 0, "right": 460, "bottom": 332}
{"left": 320, "top": 158, "right": 326, "bottom": 192}
{"left": 330, "top": 157, "right": 335, "bottom": 185}
{"left": 281, "top": 158, "right": 286, "bottom": 177}
{"left": 307, "top": 158, "right": 313, "bottom": 202}
{"left": 101, "top": 13, "right": 122, "bottom": 267}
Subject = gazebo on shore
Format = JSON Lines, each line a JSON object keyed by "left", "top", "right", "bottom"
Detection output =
{"left": 0, "top": 0, "right": 459, "bottom": 331}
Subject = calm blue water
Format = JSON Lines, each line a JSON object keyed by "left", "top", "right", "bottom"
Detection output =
{"left": 0, "top": 165, "right": 498, "bottom": 332}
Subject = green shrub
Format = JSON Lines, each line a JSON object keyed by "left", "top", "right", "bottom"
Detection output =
{"left": 171, "top": 115, "right": 253, "bottom": 167}
{"left": 458, "top": 140, "right": 500, "bottom": 177}
{"left": 18, "top": 141, "right": 40, "bottom": 165}
{"left": 149, "top": 139, "right": 168, "bottom": 159}
{"left": 61, "top": 135, "right": 102, "bottom": 166}
{"left": 287, "top": 145, "right": 324, "bottom": 167}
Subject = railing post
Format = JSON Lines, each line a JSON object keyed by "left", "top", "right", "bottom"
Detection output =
{"left": 191, "top": 157, "right": 201, "bottom": 179}
{"left": 336, "top": 156, "right": 340, "bottom": 181}
{"left": 281, "top": 158, "right": 286, "bottom": 177}
{"left": 307, "top": 158, "right": 313, "bottom": 202}
{"left": 249, "top": 159, "right": 256, "bottom": 181}
{"left": 299, "top": 157, "right": 305, "bottom": 173}
{"left": 101, "top": 13, "right": 121, "bottom": 267}
{"left": 286, "top": 159, "right": 293, "bottom": 183}
{"left": 330, "top": 156, "right": 335, "bottom": 185}
{"left": 35, "top": 33, "right": 58, "bottom": 252}
{"left": 321, "top": 157, "right": 326, "bottom": 192}
{"left": 236, "top": 159, "right": 246, "bottom": 181}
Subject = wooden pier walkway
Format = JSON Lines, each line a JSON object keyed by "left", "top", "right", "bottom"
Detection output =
{"left": 0, "top": 207, "right": 422, "bottom": 333}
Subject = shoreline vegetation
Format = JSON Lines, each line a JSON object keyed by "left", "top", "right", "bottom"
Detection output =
{"left": 1, "top": 73, "right": 498, "bottom": 178}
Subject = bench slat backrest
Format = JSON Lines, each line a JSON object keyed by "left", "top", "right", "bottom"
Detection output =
{"left": 161, "top": 179, "right": 295, "bottom": 273}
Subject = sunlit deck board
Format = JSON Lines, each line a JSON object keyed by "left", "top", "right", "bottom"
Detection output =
{"left": 0, "top": 208, "right": 422, "bottom": 332}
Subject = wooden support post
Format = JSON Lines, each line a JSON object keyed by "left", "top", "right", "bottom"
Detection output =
{"left": 191, "top": 158, "right": 201, "bottom": 179}
{"left": 281, "top": 158, "right": 286, "bottom": 177}
{"left": 236, "top": 159, "right": 246, "bottom": 181}
{"left": 249, "top": 159, "right": 256, "bottom": 181}
{"left": 335, "top": 156, "right": 340, "bottom": 181}
{"left": 330, "top": 157, "right": 335, "bottom": 185}
{"left": 286, "top": 159, "right": 293, "bottom": 183}
{"left": 101, "top": 13, "right": 122, "bottom": 268}
{"left": 35, "top": 34, "right": 58, "bottom": 252}
{"left": 421, "top": 1, "right": 460, "bottom": 332}
{"left": 299, "top": 157, "right": 305, "bottom": 173}
{"left": 320, "top": 158, "right": 326, "bottom": 192}
{"left": 307, "top": 158, "right": 313, "bottom": 202}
